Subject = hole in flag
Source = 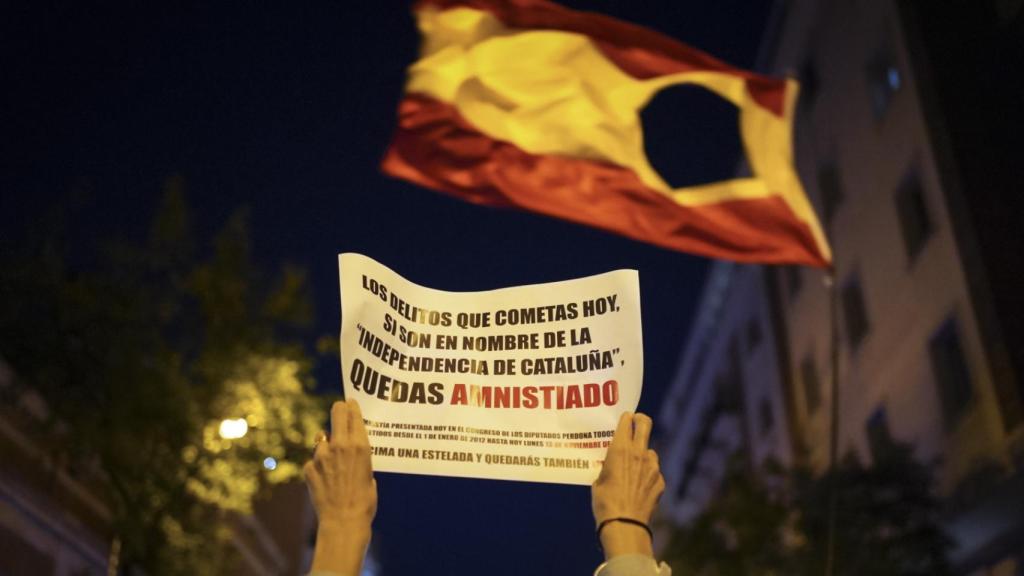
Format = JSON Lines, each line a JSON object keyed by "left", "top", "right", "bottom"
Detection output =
{"left": 640, "top": 85, "right": 744, "bottom": 189}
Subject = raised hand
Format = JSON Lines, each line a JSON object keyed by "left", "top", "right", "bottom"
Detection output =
{"left": 305, "top": 399, "right": 377, "bottom": 574}
{"left": 592, "top": 412, "right": 665, "bottom": 559}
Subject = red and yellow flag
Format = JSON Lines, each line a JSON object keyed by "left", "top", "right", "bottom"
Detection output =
{"left": 382, "top": 0, "right": 832, "bottom": 267}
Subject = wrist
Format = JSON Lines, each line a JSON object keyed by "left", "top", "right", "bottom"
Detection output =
{"left": 311, "top": 520, "right": 372, "bottom": 573}
{"left": 318, "top": 516, "right": 373, "bottom": 538}
{"left": 598, "top": 519, "right": 653, "bottom": 560}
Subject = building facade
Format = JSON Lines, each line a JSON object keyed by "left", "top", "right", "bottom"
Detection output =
{"left": 231, "top": 482, "right": 318, "bottom": 576}
{"left": 658, "top": 0, "right": 1024, "bottom": 573}
{"left": 658, "top": 262, "right": 795, "bottom": 527}
{"left": 0, "top": 358, "right": 320, "bottom": 576}
{"left": 0, "top": 362, "right": 110, "bottom": 576}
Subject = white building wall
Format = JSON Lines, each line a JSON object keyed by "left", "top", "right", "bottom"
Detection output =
{"left": 658, "top": 1, "right": 1023, "bottom": 570}
{"left": 763, "top": 0, "right": 1024, "bottom": 571}
{"left": 773, "top": 0, "right": 1015, "bottom": 495}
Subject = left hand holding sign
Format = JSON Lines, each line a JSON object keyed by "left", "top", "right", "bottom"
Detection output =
{"left": 305, "top": 399, "right": 377, "bottom": 575}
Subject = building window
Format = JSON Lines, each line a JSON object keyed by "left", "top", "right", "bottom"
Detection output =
{"left": 842, "top": 275, "right": 870, "bottom": 351}
{"left": 801, "top": 354, "right": 821, "bottom": 414}
{"left": 894, "top": 167, "right": 933, "bottom": 263}
{"left": 929, "top": 317, "right": 973, "bottom": 430}
{"left": 799, "top": 59, "right": 819, "bottom": 109}
{"left": 866, "top": 407, "right": 895, "bottom": 464}
{"left": 865, "top": 48, "right": 902, "bottom": 120}
{"left": 817, "top": 161, "right": 843, "bottom": 226}
{"left": 759, "top": 396, "right": 775, "bottom": 434}
{"left": 716, "top": 341, "right": 744, "bottom": 413}
{"left": 747, "top": 316, "right": 763, "bottom": 351}
{"left": 785, "top": 266, "right": 803, "bottom": 302}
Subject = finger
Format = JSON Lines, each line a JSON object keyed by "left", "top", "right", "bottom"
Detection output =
{"left": 646, "top": 449, "right": 660, "bottom": 470}
{"left": 595, "top": 457, "right": 612, "bottom": 483}
{"left": 313, "top": 426, "right": 333, "bottom": 463}
{"left": 348, "top": 399, "right": 368, "bottom": 441}
{"left": 370, "top": 478, "right": 379, "bottom": 515}
{"left": 649, "top": 474, "right": 666, "bottom": 507}
{"left": 312, "top": 429, "right": 328, "bottom": 461}
{"left": 312, "top": 438, "right": 329, "bottom": 473}
{"left": 303, "top": 460, "right": 324, "bottom": 496}
{"left": 633, "top": 413, "right": 652, "bottom": 450}
{"left": 347, "top": 400, "right": 374, "bottom": 477}
{"left": 644, "top": 453, "right": 662, "bottom": 489}
{"left": 611, "top": 412, "right": 633, "bottom": 449}
{"left": 314, "top": 431, "right": 329, "bottom": 456}
{"left": 330, "top": 400, "right": 349, "bottom": 444}
{"left": 602, "top": 413, "right": 633, "bottom": 476}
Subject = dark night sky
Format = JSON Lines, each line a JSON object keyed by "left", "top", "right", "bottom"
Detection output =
{"left": 3, "top": 1, "right": 772, "bottom": 574}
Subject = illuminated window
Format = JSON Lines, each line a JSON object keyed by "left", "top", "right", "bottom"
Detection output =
{"left": 866, "top": 49, "right": 902, "bottom": 120}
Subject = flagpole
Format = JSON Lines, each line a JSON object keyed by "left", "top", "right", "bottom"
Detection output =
{"left": 823, "top": 266, "right": 840, "bottom": 576}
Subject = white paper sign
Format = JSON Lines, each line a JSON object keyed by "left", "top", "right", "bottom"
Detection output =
{"left": 338, "top": 253, "right": 643, "bottom": 485}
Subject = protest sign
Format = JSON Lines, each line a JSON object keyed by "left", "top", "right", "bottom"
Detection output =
{"left": 338, "top": 253, "right": 643, "bottom": 485}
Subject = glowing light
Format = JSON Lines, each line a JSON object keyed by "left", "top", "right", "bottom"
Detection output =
{"left": 887, "top": 67, "right": 901, "bottom": 91}
{"left": 218, "top": 418, "right": 249, "bottom": 439}
{"left": 263, "top": 457, "right": 278, "bottom": 471}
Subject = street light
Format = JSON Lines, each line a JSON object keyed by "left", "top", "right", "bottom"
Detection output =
{"left": 218, "top": 418, "right": 248, "bottom": 439}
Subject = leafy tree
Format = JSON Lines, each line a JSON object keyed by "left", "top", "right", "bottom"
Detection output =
{"left": 663, "top": 456, "right": 793, "bottom": 576}
{"left": 0, "top": 178, "right": 332, "bottom": 575}
{"left": 664, "top": 446, "right": 952, "bottom": 576}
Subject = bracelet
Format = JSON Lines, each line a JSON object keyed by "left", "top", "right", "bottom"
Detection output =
{"left": 595, "top": 517, "right": 654, "bottom": 547}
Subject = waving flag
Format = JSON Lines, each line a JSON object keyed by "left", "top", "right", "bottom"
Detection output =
{"left": 382, "top": 0, "right": 832, "bottom": 267}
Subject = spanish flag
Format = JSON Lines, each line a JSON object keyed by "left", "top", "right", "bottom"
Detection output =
{"left": 382, "top": 0, "right": 832, "bottom": 267}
